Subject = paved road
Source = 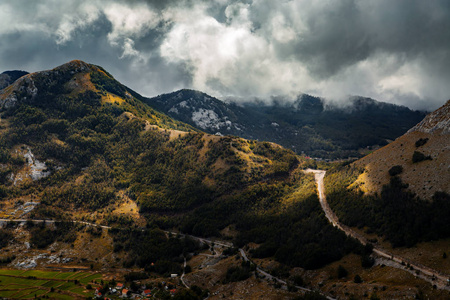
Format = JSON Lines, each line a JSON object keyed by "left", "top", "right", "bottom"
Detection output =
{"left": 305, "top": 169, "right": 450, "bottom": 291}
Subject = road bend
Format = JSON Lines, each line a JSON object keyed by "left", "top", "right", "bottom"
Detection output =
{"left": 305, "top": 169, "right": 450, "bottom": 291}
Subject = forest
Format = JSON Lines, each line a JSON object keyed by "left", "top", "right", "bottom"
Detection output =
{"left": 325, "top": 164, "right": 450, "bottom": 247}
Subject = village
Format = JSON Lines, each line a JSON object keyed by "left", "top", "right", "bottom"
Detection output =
{"left": 93, "top": 275, "right": 181, "bottom": 299}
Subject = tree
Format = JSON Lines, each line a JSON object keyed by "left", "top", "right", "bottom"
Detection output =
{"left": 337, "top": 265, "right": 348, "bottom": 278}
{"left": 388, "top": 165, "right": 403, "bottom": 176}
{"left": 354, "top": 275, "right": 362, "bottom": 283}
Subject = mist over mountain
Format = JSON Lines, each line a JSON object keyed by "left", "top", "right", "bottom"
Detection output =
{"left": 1, "top": 1, "right": 450, "bottom": 110}
{"left": 147, "top": 90, "right": 426, "bottom": 159}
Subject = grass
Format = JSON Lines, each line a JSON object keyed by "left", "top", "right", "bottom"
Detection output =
{"left": 0, "top": 290, "right": 19, "bottom": 298}
{"left": 46, "top": 292, "right": 73, "bottom": 300}
{"left": 0, "top": 269, "right": 98, "bottom": 299}
{"left": 78, "top": 273, "right": 101, "bottom": 284}
{"left": 68, "top": 286, "right": 90, "bottom": 297}
{"left": 0, "top": 269, "right": 26, "bottom": 276}
{"left": 20, "top": 270, "right": 62, "bottom": 278}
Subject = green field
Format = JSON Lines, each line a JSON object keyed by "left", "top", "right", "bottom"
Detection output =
{"left": 0, "top": 269, "right": 99, "bottom": 299}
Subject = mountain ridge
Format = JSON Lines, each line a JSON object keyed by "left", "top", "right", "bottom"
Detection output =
{"left": 145, "top": 89, "right": 426, "bottom": 159}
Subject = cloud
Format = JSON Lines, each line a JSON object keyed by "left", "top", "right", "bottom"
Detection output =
{"left": 0, "top": 0, "right": 449, "bottom": 110}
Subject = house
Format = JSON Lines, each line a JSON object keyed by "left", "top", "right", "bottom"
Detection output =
{"left": 170, "top": 289, "right": 177, "bottom": 296}
{"left": 142, "top": 289, "right": 151, "bottom": 297}
{"left": 170, "top": 274, "right": 178, "bottom": 278}
{"left": 122, "top": 289, "right": 129, "bottom": 297}
{"left": 116, "top": 283, "right": 124, "bottom": 289}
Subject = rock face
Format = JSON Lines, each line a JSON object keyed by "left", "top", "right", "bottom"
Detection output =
{"left": 354, "top": 100, "right": 450, "bottom": 200}
{"left": 9, "top": 147, "right": 51, "bottom": 185}
{"left": 408, "top": 100, "right": 450, "bottom": 134}
{"left": 0, "top": 75, "right": 38, "bottom": 109}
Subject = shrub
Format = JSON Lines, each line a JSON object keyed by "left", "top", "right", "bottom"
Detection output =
{"left": 412, "top": 151, "right": 431, "bottom": 163}
{"left": 388, "top": 165, "right": 403, "bottom": 176}
{"left": 224, "top": 265, "right": 252, "bottom": 283}
{"left": 0, "top": 230, "right": 13, "bottom": 249}
{"left": 291, "top": 275, "right": 304, "bottom": 286}
{"left": 361, "top": 255, "right": 375, "bottom": 268}
{"left": 415, "top": 138, "right": 429, "bottom": 147}
{"left": 337, "top": 265, "right": 348, "bottom": 278}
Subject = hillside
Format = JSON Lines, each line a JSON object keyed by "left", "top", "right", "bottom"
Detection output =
{"left": 324, "top": 100, "right": 450, "bottom": 247}
{"left": 353, "top": 99, "right": 450, "bottom": 200}
{"left": 146, "top": 90, "right": 426, "bottom": 159}
{"left": 0, "top": 60, "right": 362, "bottom": 273}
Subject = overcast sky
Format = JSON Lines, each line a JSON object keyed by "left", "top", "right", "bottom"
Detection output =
{"left": 1, "top": 0, "right": 449, "bottom": 110}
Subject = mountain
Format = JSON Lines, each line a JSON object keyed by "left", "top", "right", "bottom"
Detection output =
{"left": 0, "top": 60, "right": 360, "bottom": 272}
{"left": 146, "top": 90, "right": 426, "bottom": 159}
{"left": 0, "top": 70, "right": 29, "bottom": 90}
{"left": 324, "top": 100, "right": 450, "bottom": 247}
{"left": 353, "top": 99, "right": 450, "bottom": 200}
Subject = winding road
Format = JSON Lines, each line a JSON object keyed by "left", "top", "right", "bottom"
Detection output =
{"left": 305, "top": 169, "right": 450, "bottom": 291}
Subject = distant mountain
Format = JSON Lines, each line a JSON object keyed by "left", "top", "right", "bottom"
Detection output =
{"left": 146, "top": 90, "right": 426, "bottom": 159}
{"left": 0, "top": 70, "right": 29, "bottom": 89}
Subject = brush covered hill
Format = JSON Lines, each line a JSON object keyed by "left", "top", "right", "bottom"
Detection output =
{"left": 0, "top": 60, "right": 362, "bottom": 272}
{"left": 324, "top": 100, "right": 450, "bottom": 247}
{"left": 147, "top": 90, "right": 426, "bottom": 159}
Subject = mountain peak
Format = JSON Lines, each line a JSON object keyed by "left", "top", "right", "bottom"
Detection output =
{"left": 50, "top": 60, "right": 93, "bottom": 73}
{"left": 0, "top": 60, "right": 104, "bottom": 109}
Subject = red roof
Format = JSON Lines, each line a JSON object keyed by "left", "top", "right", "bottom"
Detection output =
{"left": 116, "top": 283, "right": 124, "bottom": 288}
{"left": 143, "top": 289, "right": 151, "bottom": 295}
{"left": 122, "top": 289, "right": 129, "bottom": 295}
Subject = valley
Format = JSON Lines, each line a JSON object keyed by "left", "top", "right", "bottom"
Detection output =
{"left": 0, "top": 61, "right": 448, "bottom": 299}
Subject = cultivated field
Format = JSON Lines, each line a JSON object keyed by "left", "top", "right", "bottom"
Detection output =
{"left": 0, "top": 269, "right": 102, "bottom": 299}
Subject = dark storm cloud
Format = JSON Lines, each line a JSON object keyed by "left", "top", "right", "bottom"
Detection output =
{"left": 0, "top": 0, "right": 449, "bottom": 110}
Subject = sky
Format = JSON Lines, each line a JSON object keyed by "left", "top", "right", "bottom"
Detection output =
{"left": 1, "top": 0, "right": 449, "bottom": 111}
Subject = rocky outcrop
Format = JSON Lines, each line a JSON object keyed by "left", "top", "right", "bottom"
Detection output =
{"left": 408, "top": 100, "right": 450, "bottom": 134}
{"left": 0, "top": 75, "right": 38, "bottom": 109}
